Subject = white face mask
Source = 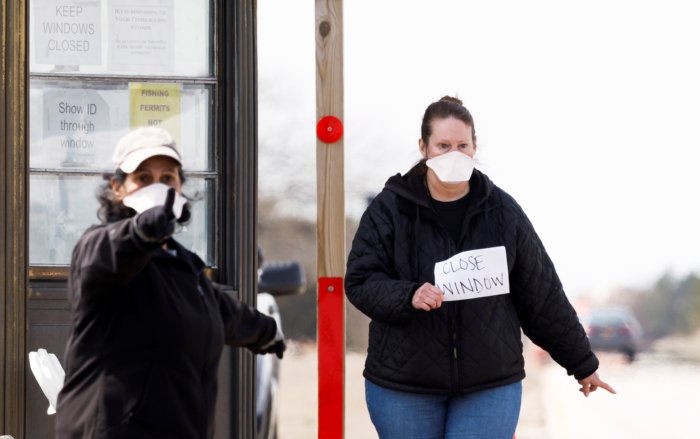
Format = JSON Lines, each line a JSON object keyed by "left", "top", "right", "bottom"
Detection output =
{"left": 122, "top": 182, "right": 188, "bottom": 220}
{"left": 425, "top": 150, "right": 475, "bottom": 183}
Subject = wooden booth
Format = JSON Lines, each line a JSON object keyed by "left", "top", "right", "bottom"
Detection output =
{"left": 2, "top": 0, "right": 262, "bottom": 437}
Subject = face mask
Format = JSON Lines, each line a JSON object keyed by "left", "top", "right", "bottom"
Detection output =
{"left": 425, "top": 150, "right": 475, "bottom": 183}
{"left": 122, "top": 182, "right": 188, "bottom": 220}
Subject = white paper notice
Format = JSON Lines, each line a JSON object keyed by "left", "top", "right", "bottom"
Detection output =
{"left": 42, "top": 88, "right": 112, "bottom": 168}
{"left": 33, "top": 0, "right": 102, "bottom": 66}
{"left": 108, "top": 0, "right": 175, "bottom": 73}
{"left": 434, "top": 246, "right": 510, "bottom": 301}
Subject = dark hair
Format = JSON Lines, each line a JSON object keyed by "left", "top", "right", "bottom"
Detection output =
{"left": 96, "top": 168, "right": 190, "bottom": 223}
{"left": 420, "top": 96, "right": 476, "bottom": 145}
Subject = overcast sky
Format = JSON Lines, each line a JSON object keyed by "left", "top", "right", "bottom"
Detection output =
{"left": 257, "top": 0, "right": 700, "bottom": 299}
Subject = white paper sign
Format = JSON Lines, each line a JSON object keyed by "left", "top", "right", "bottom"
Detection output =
{"left": 108, "top": 0, "right": 175, "bottom": 73}
{"left": 434, "top": 246, "right": 510, "bottom": 301}
{"left": 42, "top": 88, "right": 112, "bottom": 168}
{"left": 33, "top": 0, "right": 101, "bottom": 66}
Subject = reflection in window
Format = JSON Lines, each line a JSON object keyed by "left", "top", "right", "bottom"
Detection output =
{"left": 176, "top": 178, "right": 214, "bottom": 264}
{"left": 29, "top": 175, "right": 213, "bottom": 265}
{"left": 29, "top": 175, "right": 102, "bottom": 265}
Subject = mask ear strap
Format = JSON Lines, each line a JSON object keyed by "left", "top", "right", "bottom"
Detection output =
{"left": 177, "top": 203, "right": 191, "bottom": 224}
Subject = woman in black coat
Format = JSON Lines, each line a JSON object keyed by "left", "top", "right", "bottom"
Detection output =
{"left": 345, "top": 96, "right": 615, "bottom": 439}
{"left": 55, "top": 127, "right": 284, "bottom": 439}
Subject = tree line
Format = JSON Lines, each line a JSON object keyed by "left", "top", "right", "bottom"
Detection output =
{"left": 611, "top": 272, "right": 700, "bottom": 341}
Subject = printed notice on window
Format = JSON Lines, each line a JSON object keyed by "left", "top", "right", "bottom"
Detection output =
{"left": 433, "top": 247, "right": 510, "bottom": 301}
{"left": 108, "top": 0, "right": 174, "bottom": 73}
{"left": 33, "top": 0, "right": 102, "bottom": 66}
{"left": 129, "top": 82, "right": 181, "bottom": 144}
{"left": 42, "top": 88, "right": 111, "bottom": 168}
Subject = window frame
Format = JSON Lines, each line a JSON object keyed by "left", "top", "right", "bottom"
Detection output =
{"left": 27, "top": 1, "right": 218, "bottom": 276}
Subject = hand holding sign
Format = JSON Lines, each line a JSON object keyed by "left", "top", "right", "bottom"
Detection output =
{"left": 411, "top": 283, "right": 444, "bottom": 311}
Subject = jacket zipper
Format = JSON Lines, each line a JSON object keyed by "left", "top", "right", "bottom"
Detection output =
{"left": 425, "top": 191, "right": 498, "bottom": 395}
{"left": 440, "top": 230, "right": 460, "bottom": 394}
{"left": 430, "top": 206, "right": 471, "bottom": 395}
{"left": 449, "top": 306, "right": 460, "bottom": 394}
{"left": 453, "top": 306, "right": 462, "bottom": 391}
{"left": 158, "top": 246, "right": 212, "bottom": 435}
{"left": 452, "top": 331, "right": 458, "bottom": 360}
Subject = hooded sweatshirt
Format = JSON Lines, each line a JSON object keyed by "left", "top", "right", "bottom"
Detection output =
{"left": 345, "top": 164, "right": 598, "bottom": 395}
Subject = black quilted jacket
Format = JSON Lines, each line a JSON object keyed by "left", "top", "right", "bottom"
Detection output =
{"left": 345, "top": 164, "right": 598, "bottom": 395}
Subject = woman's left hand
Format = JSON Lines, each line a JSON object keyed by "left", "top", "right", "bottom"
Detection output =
{"left": 577, "top": 372, "right": 616, "bottom": 397}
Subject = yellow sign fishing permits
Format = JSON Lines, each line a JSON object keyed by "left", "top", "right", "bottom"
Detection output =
{"left": 129, "top": 82, "right": 181, "bottom": 144}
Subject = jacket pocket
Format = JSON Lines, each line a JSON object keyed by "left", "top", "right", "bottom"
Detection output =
{"left": 99, "top": 362, "right": 155, "bottom": 435}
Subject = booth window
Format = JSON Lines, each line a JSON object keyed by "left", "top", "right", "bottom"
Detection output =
{"left": 28, "top": 0, "right": 216, "bottom": 268}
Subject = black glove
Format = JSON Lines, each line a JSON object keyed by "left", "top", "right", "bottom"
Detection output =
{"left": 259, "top": 320, "right": 286, "bottom": 359}
{"left": 263, "top": 339, "right": 286, "bottom": 359}
{"left": 133, "top": 187, "right": 176, "bottom": 243}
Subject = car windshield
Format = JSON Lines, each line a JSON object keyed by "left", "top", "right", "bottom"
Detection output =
{"left": 583, "top": 308, "right": 641, "bottom": 331}
{"left": 590, "top": 313, "right": 628, "bottom": 325}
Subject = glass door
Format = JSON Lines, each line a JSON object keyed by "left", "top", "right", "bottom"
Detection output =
{"left": 28, "top": 0, "right": 217, "bottom": 267}
{"left": 26, "top": 1, "right": 218, "bottom": 437}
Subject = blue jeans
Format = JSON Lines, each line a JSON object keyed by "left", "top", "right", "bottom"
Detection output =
{"left": 365, "top": 380, "right": 521, "bottom": 439}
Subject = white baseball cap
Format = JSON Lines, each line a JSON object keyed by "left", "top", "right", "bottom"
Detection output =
{"left": 112, "top": 126, "right": 182, "bottom": 173}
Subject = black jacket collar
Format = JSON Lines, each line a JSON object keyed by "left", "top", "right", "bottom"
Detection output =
{"left": 383, "top": 162, "right": 495, "bottom": 219}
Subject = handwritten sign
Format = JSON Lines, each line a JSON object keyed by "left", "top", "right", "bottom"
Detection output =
{"left": 434, "top": 246, "right": 510, "bottom": 301}
{"left": 33, "top": 0, "right": 101, "bottom": 66}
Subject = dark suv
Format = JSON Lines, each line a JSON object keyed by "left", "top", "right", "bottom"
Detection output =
{"left": 583, "top": 307, "right": 643, "bottom": 362}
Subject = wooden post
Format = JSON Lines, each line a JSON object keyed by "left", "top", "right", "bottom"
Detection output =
{"left": 315, "top": 0, "right": 345, "bottom": 438}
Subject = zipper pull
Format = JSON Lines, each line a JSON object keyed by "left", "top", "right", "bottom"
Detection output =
{"left": 452, "top": 330, "right": 458, "bottom": 359}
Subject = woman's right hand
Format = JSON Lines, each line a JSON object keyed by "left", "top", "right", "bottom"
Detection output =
{"left": 133, "top": 187, "right": 176, "bottom": 243}
{"left": 411, "top": 283, "right": 444, "bottom": 311}
{"left": 577, "top": 372, "right": 616, "bottom": 397}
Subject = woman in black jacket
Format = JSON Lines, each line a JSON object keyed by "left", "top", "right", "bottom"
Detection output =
{"left": 345, "top": 96, "right": 615, "bottom": 439}
{"left": 55, "top": 127, "right": 284, "bottom": 439}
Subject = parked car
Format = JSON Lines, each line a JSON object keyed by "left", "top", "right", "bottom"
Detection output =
{"left": 582, "top": 307, "right": 643, "bottom": 362}
{"left": 255, "top": 259, "right": 306, "bottom": 439}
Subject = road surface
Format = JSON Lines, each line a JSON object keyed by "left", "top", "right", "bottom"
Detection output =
{"left": 521, "top": 350, "right": 700, "bottom": 439}
{"left": 278, "top": 342, "right": 700, "bottom": 439}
